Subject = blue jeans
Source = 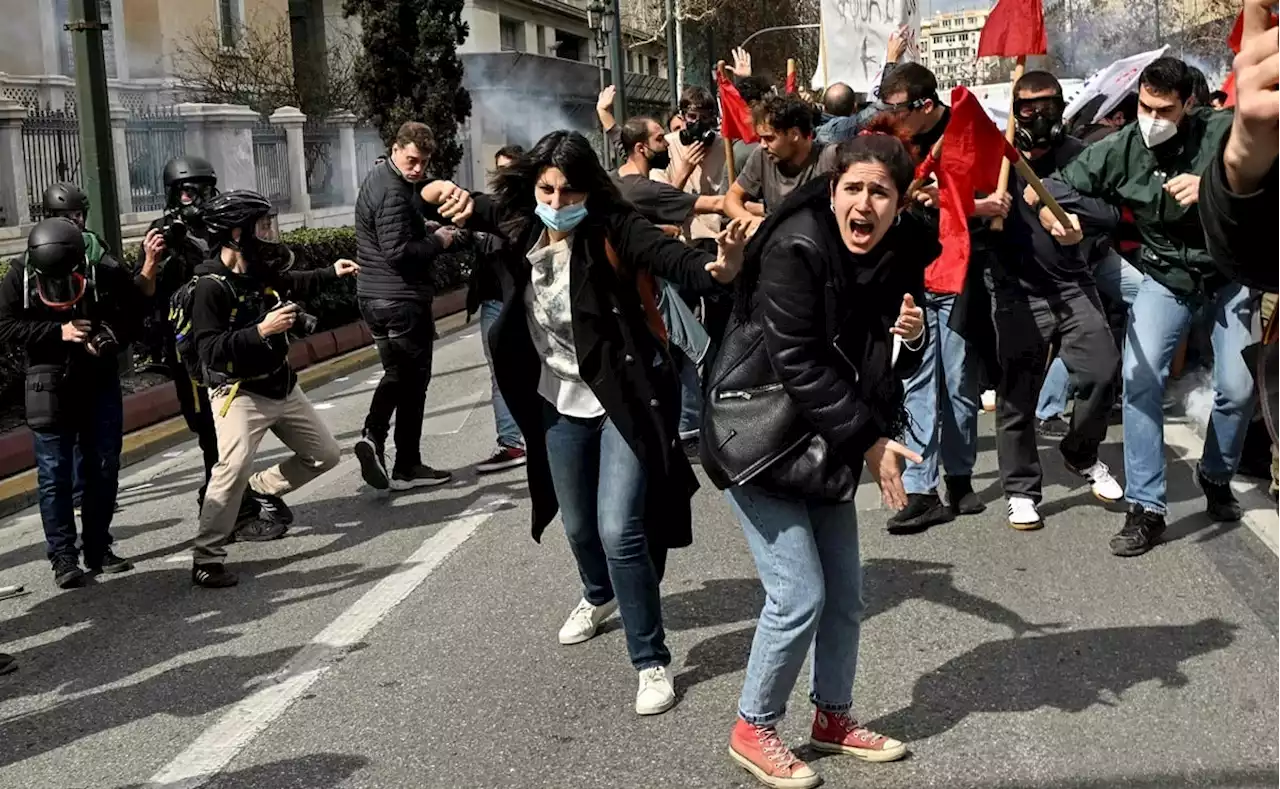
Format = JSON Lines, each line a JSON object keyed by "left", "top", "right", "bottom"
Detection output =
{"left": 901, "top": 293, "right": 980, "bottom": 494}
{"left": 1123, "top": 277, "right": 1258, "bottom": 513}
{"left": 1036, "top": 252, "right": 1143, "bottom": 420}
{"left": 479, "top": 300, "right": 523, "bottom": 449}
{"left": 32, "top": 375, "right": 123, "bottom": 563}
{"left": 677, "top": 350, "right": 701, "bottom": 439}
{"left": 726, "top": 485, "right": 863, "bottom": 724}
{"left": 542, "top": 405, "right": 669, "bottom": 669}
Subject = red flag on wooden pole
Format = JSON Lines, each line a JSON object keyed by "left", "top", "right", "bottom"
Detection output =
{"left": 785, "top": 59, "right": 798, "bottom": 94}
{"left": 918, "top": 87, "right": 1019, "bottom": 294}
{"left": 976, "top": 0, "right": 1048, "bottom": 57}
{"left": 716, "top": 67, "right": 759, "bottom": 143}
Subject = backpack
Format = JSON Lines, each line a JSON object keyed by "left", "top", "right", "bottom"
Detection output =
{"left": 168, "top": 274, "right": 239, "bottom": 386}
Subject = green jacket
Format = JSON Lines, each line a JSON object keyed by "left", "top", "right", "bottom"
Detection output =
{"left": 1053, "top": 107, "right": 1234, "bottom": 301}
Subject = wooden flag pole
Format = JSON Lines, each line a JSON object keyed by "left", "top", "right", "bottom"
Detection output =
{"left": 819, "top": 18, "right": 830, "bottom": 90}
{"left": 716, "top": 59, "right": 738, "bottom": 183}
{"left": 1013, "top": 156, "right": 1073, "bottom": 228}
{"left": 787, "top": 58, "right": 797, "bottom": 91}
{"left": 990, "top": 55, "right": 1026, "bottom": 232}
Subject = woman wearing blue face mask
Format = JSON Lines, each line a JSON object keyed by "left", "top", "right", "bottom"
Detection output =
{"left": 422, "top": 130, "right": 748, "bottom": 715}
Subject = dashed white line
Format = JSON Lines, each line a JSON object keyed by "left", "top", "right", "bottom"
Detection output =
{"left": 143, "top": 495, "right": 509, "bottom": 789}
{"left": 313, "top": 403, "right": 335, "bottom": 410}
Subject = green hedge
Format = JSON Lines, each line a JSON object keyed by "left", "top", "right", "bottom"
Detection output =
{"left": 0, "top": 226, "right": 473, "bottom": 415}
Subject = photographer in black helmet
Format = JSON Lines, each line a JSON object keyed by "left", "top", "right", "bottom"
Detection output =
{"left": 187, "top": 190, "right": 357, "bottom": 588}
{"left": 0, "top": 218, "right": 148, "bottom": 589}
{"left": 143, "top": 156, "right": 268, "bottom": 528}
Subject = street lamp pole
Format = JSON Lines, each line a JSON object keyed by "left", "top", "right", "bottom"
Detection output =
{"left": 665, "top": 0, "right": 679, "bottom": 111}
{"left": 67, "top": 0, "right": 121, "bottom": 254}
{"left": 587, "top": 0, "right": 608, "bottom": 92}
{"left": 609, "top": 0, "right": 628, "bottom": 122}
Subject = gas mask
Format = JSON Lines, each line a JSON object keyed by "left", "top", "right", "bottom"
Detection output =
{"left": 1013, "top": 95, "right": 1065, "bottom": 152}
{"left": 240, "top": 216, "right": 295, "bottom": 277}
{"left": 679, "top": 118, "right": 717, "bottom": 147}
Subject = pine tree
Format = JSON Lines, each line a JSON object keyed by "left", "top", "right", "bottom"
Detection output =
{"left": 343, "top": 0, "right": 472, "bottom": 177}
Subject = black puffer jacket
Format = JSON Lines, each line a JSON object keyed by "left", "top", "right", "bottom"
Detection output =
{"left": 353, "top": 160, "right": 441, "bottom": 302}
{"left": 702, "top": 177, "right": 936, "bottom": 502}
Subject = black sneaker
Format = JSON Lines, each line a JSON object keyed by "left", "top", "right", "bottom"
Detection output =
{"left": 887, "top": 493, "right": 955, "bottom": 534}
{"left": 390, "top": 465, "right": 453, "bottom": 491}
{"left": 192, "top": 563, "right": 239, "bottom": 588}
{"left": 354, "top": 435, "right": 390, "bottom": 490}
{"left": 86, "top": 550, "right": 133, "bottom": 575}
{"left": 1197, "top": 465, "right": 1243, "bottom": 522}
{"left": 51, "top": 555, "right": 86, "bottom": 589}
{"left": 1036, "top": 417, "right": 1070, "bottom": 438}
{"left": 945, "top": 475, "right": 986, "bottom": 515}
{"left": 477, "top": 446, "right": 528, "bottom": 474}
{"left": 0, "top": 653, "right": 15, "bottom": 676}
{"left": 232, "top": 518, "right": 288, "bottom": 542}
{"left": 1110, "top": 507, "right": 1166, "bottom": 557}
{"left": 248, "top": 491, "right": 294, "bottom": 526}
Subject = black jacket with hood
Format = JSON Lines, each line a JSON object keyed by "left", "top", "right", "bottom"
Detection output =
{"left": 190, "top": 256, "right": 337, "bottom": 400}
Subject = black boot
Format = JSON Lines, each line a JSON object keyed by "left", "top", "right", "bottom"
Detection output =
{"left": 1110, "top": 507, "right": 1166, "bottom": 557}
{"left": 1197, "top": 464, "right": 1243, "bottom": 522}
{"left": 945, "top": 476, "right": 986, "bottom": 515}
{"left": 887, "top": 492, "right": 955, "bottom": 534}
{"left": 192, "top": 563, "right": 239, "bottom": 588}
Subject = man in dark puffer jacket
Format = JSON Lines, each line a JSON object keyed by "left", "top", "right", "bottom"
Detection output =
{"left": 352, "top": 121, "right": 457, "bottom": 491}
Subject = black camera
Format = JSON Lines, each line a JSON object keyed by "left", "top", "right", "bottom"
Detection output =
{"left": 159, "top": 208, "right": 189, "bottom": 249}
{"left": 679, "top": 120, "right": 717, "bottom": 147}
{"left": 282, "top": 301, "right": 319, "bottom": 336}
{"left": 85, "top": 322, "right": 119, "bottom": 357}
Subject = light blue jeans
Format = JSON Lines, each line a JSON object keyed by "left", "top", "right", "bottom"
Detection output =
{"left": 480, "top": 300, "right": 523, "bottom": 450}
{"left": 677, "top": 350, "right": 701, "bottom": 440}
{"left": 1123, "top": 277, "right": 1259, "bottom": 513}
{"left": 901, "top": 293, "right": 979, "bottom": 494}
{"left": 1036, "top": 251, "right": 1144, "bottom": 420}
{"left": 726, "top": 485, "right": 863, "bottom": 724}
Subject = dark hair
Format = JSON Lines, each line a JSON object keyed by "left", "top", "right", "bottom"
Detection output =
{"left": 620, "top": 116, "right": 659, "bottom": 155}
{"left": 734, "top": 75, "right": 773, "bottom": 105}
{"left": 680, "top": 85, "right": 717, "bottom": 116}
{"left": 666, "top": 110, "right": 682, "bottom": 129}
{"left": 495, "top": 144, "right": 524, "bottom": 166}
{"left": 879, "top": 63, "right": 938, "bottom": 104}
{"left": 1209, "top": 90, "right": 1229, "bottom": 105}
{"left": 1110, "top": 92, "right": 1139, "bottom": 123}
{"left": 490, "top": 130, "right": 621, "bottom": 218}
{"left": 1013, "top": 70, "right": 1062, "bottom": 98}
{"left": 828, "top": 116, "right": 918, "bottom": 199}
{"left": 394, "top": 121, "right": 436, "bottom": 155}
{"left": 753, "top": 94, "right": 816, "bottom": 136}
{"left": 1186, "top": 65, "right": 1212, "bottom": 106}
{"left": 1139, "top": 57, "right": 1194, "bottom": 102}
{"left": 823, "top": 82, "right": 858, "bottom": 117}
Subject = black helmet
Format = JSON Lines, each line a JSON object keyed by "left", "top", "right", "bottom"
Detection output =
{"left": 42, "top": 182, "right": 89, "bottom": 218}
{"left": 201, "top": 190, "right": 273, "bottom": 241}
{"left": 162, "top": 155, "right": 217, "bottom": 189}
{"left": 26, "top": 217, "right": 87, "bottom": 308}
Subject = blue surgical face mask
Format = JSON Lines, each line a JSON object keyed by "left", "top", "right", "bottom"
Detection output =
{"left": 535, "top": 201, "right": 587, "bottom": 233}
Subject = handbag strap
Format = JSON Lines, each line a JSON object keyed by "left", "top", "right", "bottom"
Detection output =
{"left": 604, "top": 237, "right": 669, "bottom": 346}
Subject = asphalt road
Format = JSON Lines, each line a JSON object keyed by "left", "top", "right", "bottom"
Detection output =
{"left": 0, "top": 323, "right": 1276, "bottom": 789}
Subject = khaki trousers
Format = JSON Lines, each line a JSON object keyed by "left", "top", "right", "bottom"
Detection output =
{"left": 193, "top": 385, "right": 341, "bottom": 565}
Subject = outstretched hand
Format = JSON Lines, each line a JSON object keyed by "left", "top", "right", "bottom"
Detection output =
{"left": 864, "top": 437, "right": 923, "bottom": 511}
{"left": 891, "top": 293, "right": 924, "bottom": 341}
{"left": 706, "top": 218, "right": 750, "bottom": 283}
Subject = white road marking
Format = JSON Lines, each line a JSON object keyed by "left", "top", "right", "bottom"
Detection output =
{"left": 143, "top": 495, "right": 508, "bottom": 789}
{"left": 1164, "top": 421, "right": 1278, "bottom": 556}
{"left": 163, "top": 451, "right": 184, "bottom": 458}
{"left": 421, "top": 389, "right": 487, "bottom": 436}
{"left": 123, "top": 483, "right": 155, "bottom": 493}
{"left": 313, "top": 403, "right": 335, "bottom": 410}
{"left": 334, "top": 376, "right": 349, "bottom": 382}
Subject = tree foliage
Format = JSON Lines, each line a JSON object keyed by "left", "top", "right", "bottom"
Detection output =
{"left": 343, "top": 0, "right": 473, "bottom": 178}
{"left": 173, "top": 11, "right": 358, "bottom": 118}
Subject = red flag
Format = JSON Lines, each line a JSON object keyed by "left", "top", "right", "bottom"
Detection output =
{"left": 976, "top": 0, "right": 1048, "bottom": 58}
{"left": 716, "top": 70, "right": 759, "bottom": 143}
{"left": 785, "top": 71, "right": 797, "bottom": 94}
{"left": 919, "top": 87, "right": 1019, "bottom": 294}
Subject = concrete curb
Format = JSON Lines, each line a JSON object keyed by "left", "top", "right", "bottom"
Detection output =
{"left": 0, "top": 309, "right": 472, "bottom": 521}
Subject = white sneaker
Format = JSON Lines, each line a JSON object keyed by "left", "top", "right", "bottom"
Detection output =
{"left": 981, "top": 389, "right": 997, "bottom": 412}
{"left": 557, "top": 598, "right": 618, "bottom": 645}
{"left": 635, "top": 665, "right": 676, "bottom": 715}
{"left": 1007, "top": 496, "right": 1043, "bottom": 530}
{"left": 1071, "top": 460, "right": 1124, "bottom": 502}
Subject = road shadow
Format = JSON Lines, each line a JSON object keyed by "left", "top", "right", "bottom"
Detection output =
{"left": 115, "top": 752, "right": 371, "bottom": 789}
{"left": 861, "top": 617, "right": 1238, "bottom": 743}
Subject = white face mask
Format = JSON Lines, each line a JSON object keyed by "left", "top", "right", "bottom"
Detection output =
{"left": 1138, "top": 114, "right": 1178, "bottom": 148}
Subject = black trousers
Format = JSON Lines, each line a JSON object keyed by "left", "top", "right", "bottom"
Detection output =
{"left": 360, "top": 297, "right": 435, "bottom": 471}
{"left": 992, "top": 282, "right": 1118, "bottom": 501}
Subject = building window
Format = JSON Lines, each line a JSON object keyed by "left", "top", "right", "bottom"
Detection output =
{"left": 536, "top": 25, "right": 546, "bottom": 55}
{"left": 648, "top": 56, "right": 660, "bottom": 76}
{"left": 555, "top": 31, "right": 585, "bottom": 61}
{"left": 218, "top": 0, "right": 243, "bottom": 48}
{"left": 56, "top": 0, "right": 118, "bottom": 76}
{"left": 500, "top": 17, "right": 525, "bottom": 52}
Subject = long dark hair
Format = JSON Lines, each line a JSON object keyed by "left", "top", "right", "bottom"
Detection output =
{"left": 490, "top": 130, "right": 622, "bottom": 222}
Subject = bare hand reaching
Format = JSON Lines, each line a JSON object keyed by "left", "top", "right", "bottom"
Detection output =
{"left": 333, "top": 258, "right": 360, "bottom": 277}
{"left": 707, "top": 218, "right": 750, "bottom": 283}
{"left": 438, "top": 186, "right": 474, "bottom": 226}
{"left": 258, "top": 302, "right": 299, "bottom": 338}
{"left": 891, "top": 293, "right": 924, "bottom": 341}
{"left": 727, "top": 47, "right": 752, "bottom": 77}
{"left": 864, "top": 437, "right": 923, "bottom": 511}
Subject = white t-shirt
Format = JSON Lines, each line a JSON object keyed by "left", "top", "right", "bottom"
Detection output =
{"left": 523, "top": 231, "right": 606, "bottom": 418}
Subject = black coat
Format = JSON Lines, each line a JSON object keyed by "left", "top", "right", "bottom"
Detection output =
{"left": 353, "top": 160, "right": 441, "bottom": 302}
{"left": 1200, "top": 140, "right": 1277, "bottom": 294}
{"left": 466, "top": 194, "right": 723, "bottom": 548}
{"left": 702, "top": 177, "right": 936, "bottom": 501}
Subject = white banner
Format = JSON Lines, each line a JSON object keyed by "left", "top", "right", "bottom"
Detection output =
{"left": 1065, "top": 45, "right": 1170, "bottom": 124}
{"left": 813, "top": 0, "right": 922, "bottom": 93}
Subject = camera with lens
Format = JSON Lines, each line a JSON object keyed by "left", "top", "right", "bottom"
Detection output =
{"left": 679, "top": 120, "right": 717, "bottom": 147}
{"left": 159, "top": 207, "right": 189, "bottom": 249}
{"left": 84, "top": 322, "right": 119, "bottom": 357}
{"left": 281, "top": 301, "right": 319, "bottom": 336}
